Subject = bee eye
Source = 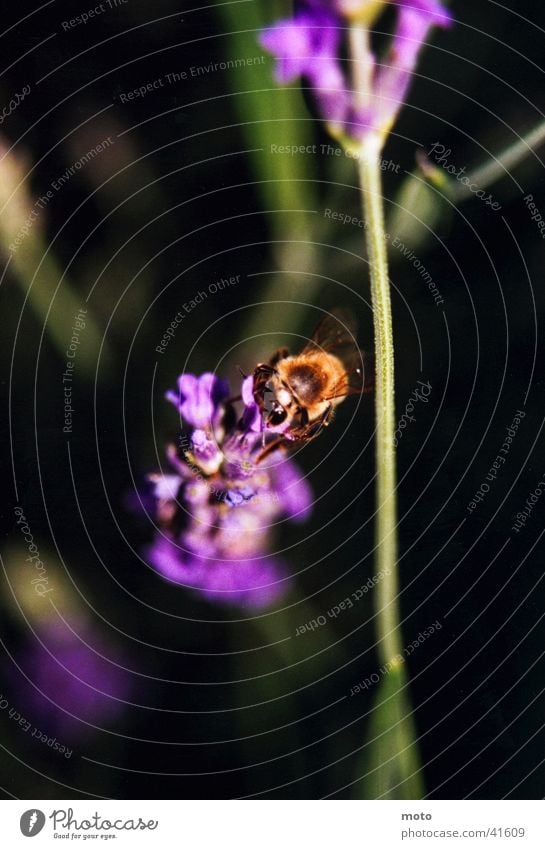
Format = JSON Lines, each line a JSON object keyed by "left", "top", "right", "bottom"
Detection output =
{"left": 267, "top": 404, "right": 287, "bottom": 426}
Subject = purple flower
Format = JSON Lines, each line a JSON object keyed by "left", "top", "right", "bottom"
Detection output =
{"left": 260, "top": 11, "right": 349, "bottom": 128}
{"left": 240, "top": 374, "right": 262, "bottom": 433}
{"left": 267, "top": 455, "right": 313, "bottom": 523}
{"left": 364, "top": 0, "right": 451, "bottom": 135}
{"left": 166, "top": 372, "right": 229, "bottom": 430}
{"left": 148, "top": 537, "right": 288, "bottom": 609}
{"left": 13, "top": 620, "right": 133, "bottom": 742}
{"left": 260, "top": 0, "right": 452, "bottom": 142}
{"left": 138, "top": 372, "right": 315, "bottom": 609}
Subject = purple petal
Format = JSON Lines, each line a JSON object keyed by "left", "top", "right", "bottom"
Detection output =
{"left": 366, "top": 0, "right": 451, "bottom": 134}
{"left": 260, "top": 11, "right": 350, "bottom": 126}
{"left": 391, "top": 0, "right": 452, "bottom": 73}
{"left": 147, "top": 536, "right": 289, "bottom": 609}
{"left": 269, "top": 456, "right": 314, "bottom": 523}
{"left": 223, "top": 485, "right": 257, "bottom": 507}
{"left": 218, "top": 506, "right": 275, "bottom": 557}
{"left": 166, "top": 372, "right": 229, "bottom": 429}
{"left": 197, "top": 557, "right": 290, "bottom": 609}
{"left": 191, "top": 428, "right": 224, "bottom": 474}
{"left": 397, "top": 0, "right": 453, "bottom": 29}
{"left": 151, "top": 474, "right": 182, "bottom": 501}
{"left": 241, "top": 374, "right": 262, "bottom": 433}
{"left": 14, "top": 621, "right": 133, "bottom": 741}
{"left": 147, "top": 535, "right": 205, "bottom": 583}
{"left": 392, "top": 6, "right": 434, "bottom": 68}
{"left": 260, "top": 16, "right": 316, "bottom": 83}
{"left": 241, "top": 374, "right": 255, "bottom": 407}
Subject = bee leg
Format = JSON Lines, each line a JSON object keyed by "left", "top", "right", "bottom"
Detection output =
{"left": 254, "top": 363, "right": 277, "bottom": 377}
{"left": 252, "top": 364, "right": 277, "bottom": 397}
{"left": 291, "top": 404, "right": 333, "bottom": 442}
{"left": 256, "top": 437, "right": 287, "bottom": 463}
{"left": 317, "top": 404, "right": 334, "bottom": 433}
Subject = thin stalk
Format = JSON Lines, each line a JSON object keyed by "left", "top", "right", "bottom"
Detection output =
{"left": 355, "top": 137, "right": 425, "bottom": 800}
{"left": 452, "top": 118, "right": 545, "bottom": 201}
{"left": 357, "top": 135, "right": 402, "bottom": 668}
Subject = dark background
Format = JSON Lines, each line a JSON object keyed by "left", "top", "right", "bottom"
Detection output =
{"left": 0, "top": 0, "right": 544, "bottom": 799}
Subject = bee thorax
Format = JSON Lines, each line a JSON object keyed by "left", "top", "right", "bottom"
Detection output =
{"left": 285, "top": 364, "right": 324, "bottom": 405}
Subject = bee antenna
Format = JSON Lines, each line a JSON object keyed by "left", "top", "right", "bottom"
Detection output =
{"left": 236, "top": 365, "right": 247, "bottom": 379}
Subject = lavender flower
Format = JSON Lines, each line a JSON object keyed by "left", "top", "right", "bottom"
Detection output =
{"left": 260, "top": 0, "right": 451, "bottom": 143}
{"left": 141, "top": 373, "right": 313, "bottom": 609}
{"left": 14, "top": 620, "right": 133, "bottom": 742}
{"left": 260, "top": 9, "right": 349, "bottom": 129}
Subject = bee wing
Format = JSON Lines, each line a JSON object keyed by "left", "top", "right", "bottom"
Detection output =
{"left": 329, "top": 348, "right": 374, "bottom": 398}
{"left": 301, "top": 308, "right": 358, "bottom": 354}
{"left": 302, "top": 309, "right": 371, "bottom": 395}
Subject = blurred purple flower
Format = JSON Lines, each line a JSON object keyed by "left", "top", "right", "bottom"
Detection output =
{"left": 16, "top": 620, "right": 133, "bottom": 742}
{"left": 260, "top": 0, "right": 452, "bottom": 141}
{"left": 139, "top": 373, "right": 313, "bottom": 609}
{"left": 260, "top": 10, "right": 349, "bottom": 128}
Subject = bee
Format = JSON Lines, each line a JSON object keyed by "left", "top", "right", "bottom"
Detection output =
{"left": 252, "top": 308, "right": 372, "bottom": 456}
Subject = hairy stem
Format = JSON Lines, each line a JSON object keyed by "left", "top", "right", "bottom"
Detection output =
{"left": 356, "top": 137, "right": 425, "bottom": 800}
{"left": 357, "top": 135, "right": 402, "bottom": 667}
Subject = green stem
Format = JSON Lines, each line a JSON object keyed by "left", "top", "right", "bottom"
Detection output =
{"left": 346, "top": 14, "right": 423, "bottom": 801}
{"left": 355, "top": 138, "right": 425, "bottom": 801}
{"left": 452, "top": 118, "right": 545, "bottom": 201}
{"left": 347, "top": 23, "right": 401, "bottom": 669}
{"left": 357, "top": 135, "right": 402, "bottom": 668}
